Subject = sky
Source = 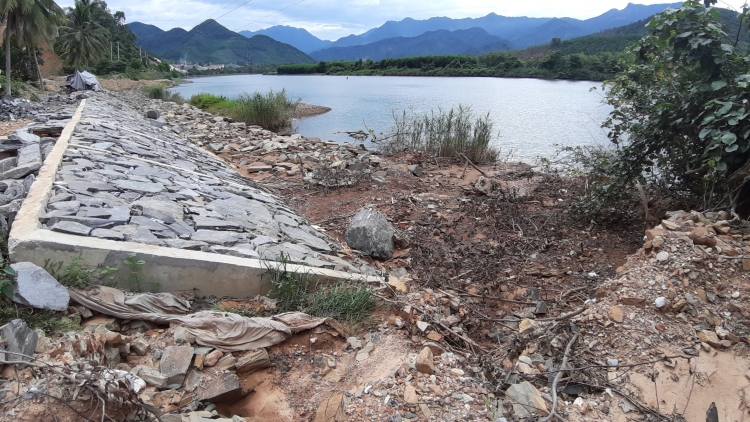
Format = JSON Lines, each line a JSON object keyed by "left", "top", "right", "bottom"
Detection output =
{"left": 57, "top": 0, "right": 750, "bottom": 40}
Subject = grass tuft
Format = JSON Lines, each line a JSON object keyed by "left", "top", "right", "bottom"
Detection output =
{"left": 263, "top": 254, "right": 376, "bottom": 326}
{"left": 189, "top": 89, "right": 299, "bottom": 132}
{"left": 145, "top": 85, "right": 185, "bottom": 104}
{"left": 379, "top": 105, "right": 500, "bottom": 163}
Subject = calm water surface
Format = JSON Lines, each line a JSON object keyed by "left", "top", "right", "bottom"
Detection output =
{"left": 171, "top": 75, "right": 611, "bottom": 162}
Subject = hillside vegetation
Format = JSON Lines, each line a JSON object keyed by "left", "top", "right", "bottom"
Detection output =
{"left": 279, "top": 50, "right": 629, "bottom": 81}
{"left": 129, "top": 20, "right": 314, "bottom": 65}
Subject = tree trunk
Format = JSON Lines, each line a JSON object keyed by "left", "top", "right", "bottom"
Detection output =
{"left": 33, "top": 49, "right": 44, "bottom": 93}
{"left": 4, "top": 14, "right": 10, "bottom": 99}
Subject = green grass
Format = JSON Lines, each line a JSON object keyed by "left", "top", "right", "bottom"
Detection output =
{"left": 262, "top": 254, "right": 376, "bottom": 326}
{"left": 379, "top": 105, "right": 500, "bottom": 163}
{"left": 0, "top": 300, "right": 81, "bottom": 335}
{"left": 189, "top": 89, "right": 299, "bottom": 132}
{"left": 145, "top": 85, "right": 186, "bottom": 104}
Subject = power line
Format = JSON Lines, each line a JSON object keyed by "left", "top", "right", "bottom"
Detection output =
{"left": 182, "top": 0, "right": 243, "bottom": 29}
{"left": 232, "top": 0, "right": 307, "bottom": 32}
{"left": 215, "top": 0, "right": 255, "bottom": 21}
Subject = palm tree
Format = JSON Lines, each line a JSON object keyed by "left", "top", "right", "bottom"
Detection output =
{"left": 57, "top": 0, "right": 108, "bottom": 71}
{"left": 0, "top": 0, "right": 64, "bottom": 97}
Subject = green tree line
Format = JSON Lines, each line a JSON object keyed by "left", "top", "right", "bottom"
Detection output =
{"left": 277, "top": 50, "right": 632, "bottom": 81}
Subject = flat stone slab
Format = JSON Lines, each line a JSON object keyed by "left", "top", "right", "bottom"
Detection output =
{"left": 50, "top": 220, "right": 92, "bottom": 236}
{"left": 10, "top": 262, "right": 70, "bottom": 311}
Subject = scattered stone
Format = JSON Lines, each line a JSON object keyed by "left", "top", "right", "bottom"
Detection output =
{"left": 131, "top": 365, "right": 168, "bottom": 388}
{"left": 235, "top": 349, "right": 271, "bottom": 374}
{"left": 689, "top": 227, "right": 717, "bottom": 247}
{"left": 345, "top": 208, "right": 395, "bottom": 259}
{"left": 608, "top": 306, "right": 624, "bottom": 323}
{"left": 10, "top": 262, "right": 70, "bottom": 311}
{"left": 195, "top": 371, "right": 244, "bottom": 403}
{"left": 404, "top": 385, "right": 419, "bottom": 404}
{"left": 698, "top": 330, "right": 721, "bottom": 348}
{"left": 204, "top": 349, "right": 223, "bottom": 367}
{"left": 415, "top": 347, "right": 434, "bottom": 375}
{"left": 505, "top": 381, "right": 548, "bottom": 418}
{"left": 0, "top": 319, "right": 38, "bottom": 365}
{"left": 656, "top": 251, "right": 670, "bottom": 263}
{"left": 159, "top": 345, "right": 194, "bottom": 387}
{"left": 654, "top": 297, "right": 667, "bottom": 309}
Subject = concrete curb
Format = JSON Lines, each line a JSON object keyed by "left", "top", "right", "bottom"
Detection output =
{"left": 9, "top": 100, "right": 383, "bottom": 297}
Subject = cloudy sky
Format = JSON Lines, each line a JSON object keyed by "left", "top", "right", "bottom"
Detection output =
{"left": 57, "top": 0, "right": 749, "bottom": 40}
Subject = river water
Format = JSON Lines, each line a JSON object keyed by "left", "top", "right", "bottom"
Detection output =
{"left": 171, "top": 74, "right": 612, "bottom": 162}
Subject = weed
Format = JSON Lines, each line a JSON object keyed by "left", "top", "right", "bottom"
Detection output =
{"left": 379, "top": 105, "right": 499, "bottom": 163}
{"left": 0, "top": 302, "right": 81, "bottom": 335}
{"left": 99, "top": 266, "right": 119, "bottom": 282}
{"left": 60, "top": 256, "right": 95, "bottom": 288}
{"left": 0, "top": 259, "right": 15, "bottom": 298}
{"left": 123, "top": 253, "right": 160, "bottom": 292}
{"left": 264, "top": 253, "right": 375, "bottom": 326}
{"left": 306, "top": 282, "right": 376, "bottom": 326}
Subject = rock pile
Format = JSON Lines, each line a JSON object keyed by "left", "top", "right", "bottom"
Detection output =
{"left": 120, "top": 92, "right": 422, "bottom": 187}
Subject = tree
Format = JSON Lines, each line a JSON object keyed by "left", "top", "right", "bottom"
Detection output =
{"left": 602, "top": 0, "right": 750, "bottom": 215}
{"left": 57, "top": 0, "right": 108, "bottom": 70}
{"left": 0, "top": 0, "right": 64, "bottom": 97}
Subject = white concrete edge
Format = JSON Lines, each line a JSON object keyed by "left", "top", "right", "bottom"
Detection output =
{"left": 9, "top": 99, "right": 87, "bottom": 247}
{"left": 17, "top": 229, "right": 382, "bottom": 284}
{"left": 8, "top": 99, "right": 384, "bottom": 291}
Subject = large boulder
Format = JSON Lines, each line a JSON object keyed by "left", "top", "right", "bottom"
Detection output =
{"left": 10, "top": 262, "right": 70, "bottom": 311}
{"left": 345, "top": 209, "right": 395, "bottom": 260}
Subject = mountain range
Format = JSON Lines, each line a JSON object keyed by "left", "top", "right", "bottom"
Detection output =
{"left": 128, "top": 20, "right": 314, "bottom": 64}
{"left": 130, "top": 2, "right": 684, "bottom": 64}
{"left": 310, "top": 28, "right": 511, "bottom": 61}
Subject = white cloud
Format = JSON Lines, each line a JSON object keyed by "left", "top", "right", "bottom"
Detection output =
{"left": 59, "top": 0, "right": 750, "bottom": 40}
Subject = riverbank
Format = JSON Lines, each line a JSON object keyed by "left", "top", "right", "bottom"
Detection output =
{"left": 121, "top": 88, "right": 750, "bottom": 421}
{"left": 292, "top": 102, "right": 332, "bottom": 119}
{"left": 1, "top": 87, "right": 747, "bottom": 422}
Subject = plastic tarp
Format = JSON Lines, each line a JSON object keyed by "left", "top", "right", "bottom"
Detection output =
{"left": 66, "top": 70, "right": 100, "bottom": 91}
{"left": 68, "top": 286, "right": 330, "bottom": 352}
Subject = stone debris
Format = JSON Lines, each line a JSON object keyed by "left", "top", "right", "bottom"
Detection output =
{"left": 37, "top": 93, "right": 374, "bottom": 277}
{"left": 0, "top": 319, "right": 38, "bottom": 366}
{"left": 505, "top": 381, "right": 548, "bottom": 418}
{"left": 10, "top": 261, "right": 70, "bottom": 311}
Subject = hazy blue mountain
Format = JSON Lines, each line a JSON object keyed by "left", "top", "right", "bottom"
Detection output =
{"left": 320, "top": 2, "right": 682, "bottom": 51}
{"left": 239, "top": 26, "right": 332, "bottom": 53}
{"left": 310, "top": 28, "right": 511, "bottom": 61}
{"left": 129, "top": 19, "right": 315, "bottom": 64}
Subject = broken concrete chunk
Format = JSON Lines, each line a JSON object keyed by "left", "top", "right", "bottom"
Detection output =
{"left": 10, "top": 262, "right": 70, "bottom": 311}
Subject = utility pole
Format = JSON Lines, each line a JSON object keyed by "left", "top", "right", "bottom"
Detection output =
{"left": 117, "top": 42, "right": 120, "bottom": 61}
{"left": 110, "top": 42, "right": 113, "bottom": 61}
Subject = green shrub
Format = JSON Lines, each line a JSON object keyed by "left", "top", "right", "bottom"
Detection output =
{"left": 231, "top": 89, "right": 299, "bottom": 132}
{"left": 190, "top": 90, "right": 299, "bottom": 132}
{"left": 379, "top": 105, "right": 499, "bottom": 163}
{"left": 190, "top": 93, "right": 230, "bottom": 110}
{"left": 146, "top": 85, "right": 185, "bottom": 104}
